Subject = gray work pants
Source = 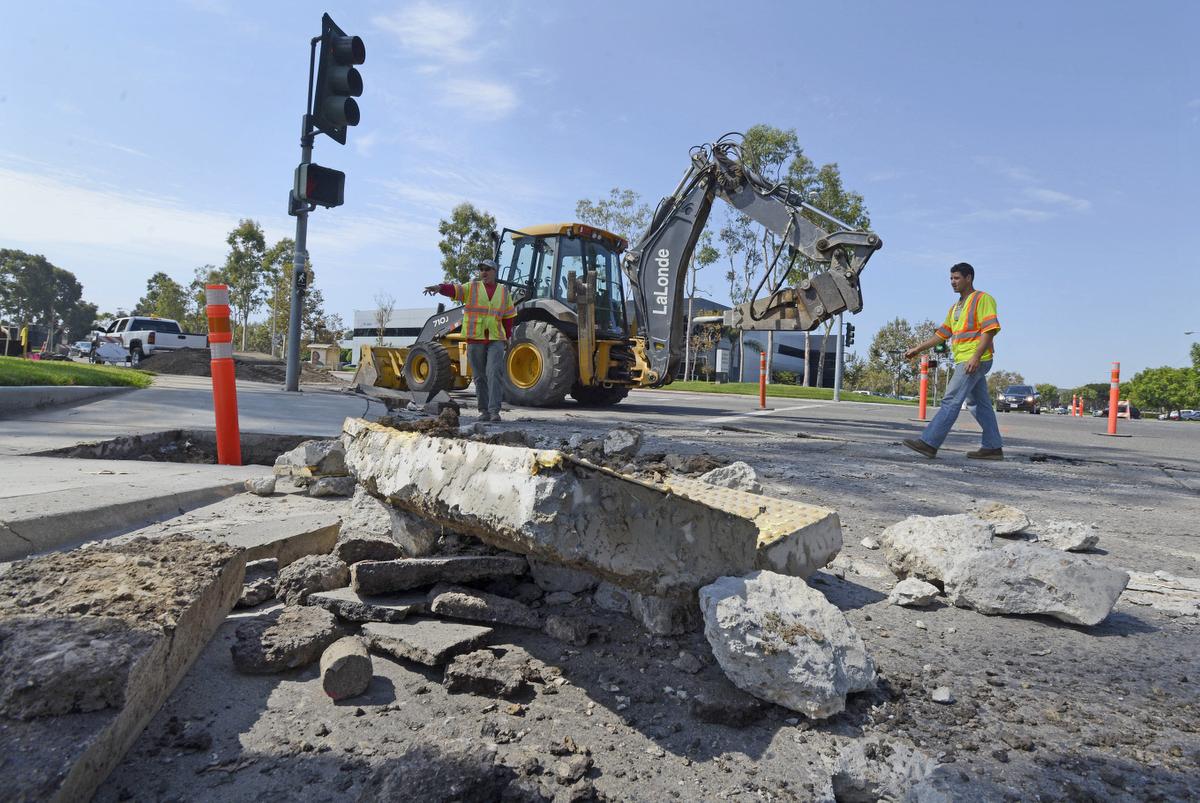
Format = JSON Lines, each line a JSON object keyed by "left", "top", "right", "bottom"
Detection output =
{"left": 467, "top": 341, "right": 506, "bottom": 415}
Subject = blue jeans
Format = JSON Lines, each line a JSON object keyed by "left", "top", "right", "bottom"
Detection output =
{"left": 467, "top": 341, "right": 506, "bottom": 415}
{"left": 921, "top": 360, "right": 1002, "bottom": 450}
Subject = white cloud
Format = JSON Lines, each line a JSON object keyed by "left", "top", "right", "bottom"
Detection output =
{"left": 354, "top": 130, "right": 381, "bottom": 158}
{"left": 373, "top": 3, "right": 478, "bottom": 64}
{"left": 1025, "top": 187, "right": 1091, "bottom": 212}
{"left": 439, "top": 79, "right": 517, "bottom": 119}
{"left": 968, "top": 207, "right": 1054, "bottom": 223}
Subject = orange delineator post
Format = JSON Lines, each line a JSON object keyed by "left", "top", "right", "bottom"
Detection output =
{"left": 917, "top": 355, "right": 929, "bottom": 421}
{"left": 759, "top": 351, "right": 767, "bottom": 409}
{"left": 1107, "top": 362, "right": 1121, "bottom": 435}
{"left": 205, "top": 285, "right": 241, "bottom": 466}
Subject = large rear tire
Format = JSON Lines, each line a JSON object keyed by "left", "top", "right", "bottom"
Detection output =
{"left": 403, "top": 342, "right": 453, "bottom": 395}
{"left": 570, "top": 384, "right": 629, "bottom": 407}
{"left": 504, "top": 321, "right": 576, "bottom": 407}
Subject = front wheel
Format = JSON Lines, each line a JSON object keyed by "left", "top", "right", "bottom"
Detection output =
{"left": 503, "top": 321, "right": 576, "bottom": 407}
{"left": 402, "top": 342, "right": 453, "bottom": 395}
{"left": 129, "top": 346, "right": 144, "bottom": 367}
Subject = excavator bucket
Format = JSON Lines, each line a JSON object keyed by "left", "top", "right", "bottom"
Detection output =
{"left": 353, "top": 345, "right": 411, "bottom": 392}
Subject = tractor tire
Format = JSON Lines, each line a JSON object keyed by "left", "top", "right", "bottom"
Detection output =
{"left": 570, "top": 383, "right": 630, "bottom": 407}
{"left": 402, "top": 342, "right": 453, "bottom": 395}
{"left": 503, "top": 321, "right": 576, "bottom": 407}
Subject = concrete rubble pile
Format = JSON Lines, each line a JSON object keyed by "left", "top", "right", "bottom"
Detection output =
{"left": 223, "top": 419, "right": 884, "bottom": 722}
{"left": 0, "top": 535, "right": 245, "bottom": 802}
{"left": 879, "top": 510, "right": 1128, "bottom": 626}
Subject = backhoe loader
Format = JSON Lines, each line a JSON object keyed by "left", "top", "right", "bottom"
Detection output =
{"left": 354, "top": 134, "right": 882, "bottom": 407}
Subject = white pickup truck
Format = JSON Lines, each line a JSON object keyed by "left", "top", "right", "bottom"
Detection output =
{"left": 90, "top": 316, "right": 208, "bottom": 366}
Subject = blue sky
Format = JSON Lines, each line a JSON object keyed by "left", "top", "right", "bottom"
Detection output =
{"left": 2, "top": 0, "right": 1196, "bottom": 386}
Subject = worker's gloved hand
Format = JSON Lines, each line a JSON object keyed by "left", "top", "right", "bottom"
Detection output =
{"left": 903, "top": 346, "right": 920, "bottom": 360}
{"left": 422, "top": 285, "right": 439, "bottom": 296}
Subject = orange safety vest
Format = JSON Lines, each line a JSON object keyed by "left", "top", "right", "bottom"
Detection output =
{"left": 934, "top": 290, "right": 1000, "bottom": 363}
{"left": 453, "top": 280, "right": 514, "bottom": 341}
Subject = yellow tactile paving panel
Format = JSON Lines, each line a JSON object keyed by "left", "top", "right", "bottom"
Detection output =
{"left": 664, "top": 476, "right": 834, "bottom": 547}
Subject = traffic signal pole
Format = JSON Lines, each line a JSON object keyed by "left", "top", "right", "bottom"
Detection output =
{"left": 285, "top": 118, "right": 313, "bottom": 392}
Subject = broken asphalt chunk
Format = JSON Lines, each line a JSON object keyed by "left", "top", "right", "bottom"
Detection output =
{"left": 307, "top": 586, "right": 427, "bottom": 624}
{"left": 427, "top": 584, "right": 542, "bottom": 629}
{"left": 231, "top": 606, "right": 344, "bottom": 674}
{"left": 352, "top": 555, "right": 528, "bottom": 596}
{"left": 363, "top": 619, "right": 493, "bottom": 666}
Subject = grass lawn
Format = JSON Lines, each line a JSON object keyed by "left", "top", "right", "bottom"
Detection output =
{"left": 653, "top": 380, "right": 917, "bottom": 405}
{"left": 0, "top": 356, "right": 153, "bottom": 388}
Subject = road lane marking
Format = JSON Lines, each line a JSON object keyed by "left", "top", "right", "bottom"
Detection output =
{"left": 699, "top": 403, "right": 828, "bottom": 425}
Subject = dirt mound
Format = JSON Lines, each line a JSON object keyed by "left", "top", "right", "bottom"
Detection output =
{"left": 140, "top": 349, "right": 340, "bottom": 384}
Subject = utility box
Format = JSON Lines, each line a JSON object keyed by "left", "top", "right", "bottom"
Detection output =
{"left": 307, "top": 343, "right": 341, "bottom": 370}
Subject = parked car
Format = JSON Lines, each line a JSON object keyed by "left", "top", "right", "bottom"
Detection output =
{"left": 1181, "top": 410, "right": 1200, "bottom": 421}
{"left": 1093, "top": 402, "right": 1141, "bottom": 419}
{"left": 997, "top": 384, "right": 1040, "bottom": 413}
{"left": 68, "top": 339, "right": 93, "bottom": 357}
{"left": 90, "top": 316, "right": 207, "bottom": 366}
{"left": 1054, "top": 406, "right": 1069, "bottom": 415}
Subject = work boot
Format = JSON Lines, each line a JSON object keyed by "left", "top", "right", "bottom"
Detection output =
{"left": 489, "top": 411, "right": 502, "bottom": 422}
{"left": 967, "top": 447, "right": 1004, "bottom": 460}
{"left": 477, "top": 411, "right": 492, "bottom": 422}
{"left": 902, "top": 438, "right": 937, "bottom": 459}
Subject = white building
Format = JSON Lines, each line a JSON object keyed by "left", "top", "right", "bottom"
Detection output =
{"left": 346, "top": 307, "right": 437, "bottom": 365}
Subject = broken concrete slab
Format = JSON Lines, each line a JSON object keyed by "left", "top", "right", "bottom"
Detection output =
{"left": 112, "top": 490, "right": 341, "bottom": 567}
{"left": 341, "top": 418, "right": 843, "bottom": 599}
{"left": 667, "top": 475, "right": 841, "bottom": 581}
{"left": 601, "top": 426, "right": 642, "bottom": 459}
{"left": 592, "top": 581, "right": 631, "bottom": 615}
{"left": 307, "top": 586, "right": 426, "bottom": 624}
{"left": 888, "top": 577, "right": 941, "bottom": 608}
{"left": 828, "top": 738, "right": 945, "bottom": 802}
{"left": 338, "top": 486, "right": 439, "bottom": 558}
{"left": 442, "top": 646, "right": 542, "bottom": 698}
{"left": 237, "top": 557, "right": 278, "bottom": 608}
{"left": 944, "top": 544, "right": 1129, "bottom": 626}
{"left": 1031, "top": 520, "right": 1100, "bottom": 552}
{"left": 273, "top": 438, "right": 347, "bottom": 480}
{"left": 231, "top": 605, "right": 343, "bottom": 674}
{"left": 363, "top": 619, "right": 493, "bottom": 666}
{"left": 244, "top": 475, "right": 277, "bottom": 496}
{"left": 699, "top": 571, "right": 876, "bottom": 719}
{"left": 697, "top": 461, "right": 763, "bottom": 494}
{"left": 332, "top": 530, "right": 403, "bottom": 564}
{"left": 308, "top": 475, "right": 356, "bottom": 497}
{"left": 319, "top": 637, "right": 372, "bottom": 701}
{"left": 352, "top": 555, "right": 528, "bottom": 596}
{"left": 275, "top": 554, "right": 350, "bottom": 606}
{"left": 971, "top": 501, "right": 1031, "bottom": 535}
{"left": 0, "top": 535, "right": 243, "bottom": 803}
{"left": 1122, "top": 571, "right": 1200, "bottom": 617}
{"left": 427, "top": 584, "right": 542, "bottom": 629}
{"left": 880, "top": 514, "right": 995, "bottom": 586}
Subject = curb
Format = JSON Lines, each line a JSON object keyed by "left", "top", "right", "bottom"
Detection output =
{"left": 0, "top": 385, "right": 134, "bottom": 417}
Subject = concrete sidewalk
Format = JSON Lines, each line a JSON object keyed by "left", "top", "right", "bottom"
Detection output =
{"left": 0, "top": 384, "right": 133, "bottom": 417}
{"left": 0, "top": 374, "right": 388, "bottom": 455}
{"left": 0, "top": 456, "right": 264, "bottom": 562}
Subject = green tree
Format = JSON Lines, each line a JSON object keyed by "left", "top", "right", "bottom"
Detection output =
{"left": 183, "top": 264, "right": 223, "bottom": 334}
{"left": 1128, "top": 366, "right": 1200, "bottom": 413}
{"left": 842, "top": 352, "right": 866, "bottom": 389}
{"left": 575, "top": 188, "right": 652, "bottom": 245}
{"left": 866, "top": 318, "right": 923, "bottom": 396}
{"left": 684, "top": 231, "right": 721, "bottom": 380}
{"left": 1191, "top": 342, "right": 1200, "bottom": 371}
{"left": 62, "top": 301, "right": 99, "bottom": 341}
{"left": 1035, "top": 383, "right": 1060, "bottom": 408}
{"left": 222, "top": 219, "right": 268, "bottom": 350}
{"left": 437, "top": 203, "right": 497, "bottom": 283}
{"left": 133, "top": 272, "right": 188, "bottom": 322}
{"left": 0, "top": 249, "right": 88, "bottom": 350}
{"left": 262, "top": 238, "right": 295, "bottom": 357}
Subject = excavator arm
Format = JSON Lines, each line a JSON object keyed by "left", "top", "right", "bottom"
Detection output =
{"left": 622, "top": 134, "right": 882, "bottom": 386}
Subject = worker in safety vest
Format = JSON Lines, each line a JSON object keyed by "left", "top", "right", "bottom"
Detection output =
{"left": 423, "top": 258, "right": 516, "bottom": 422}
{"left": 901, "top": 262, "right": 1004, "bottom": 460}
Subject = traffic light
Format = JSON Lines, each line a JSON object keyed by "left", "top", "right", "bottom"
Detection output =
{"left": 295, "top": 163, "right": 345, "bottom": 208}
{"left": 311, "top": 13, "right": 365, "bottom": 145}
{"left": 844, "top": 322, "right": 855, "bottom": 346}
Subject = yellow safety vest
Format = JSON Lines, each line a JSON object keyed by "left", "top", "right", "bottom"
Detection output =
{"left": 935, "top": 290, "right": 1000, "bottom": 363}
{"left": 454, "top": 281, "right": 513, "bottom": 341}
